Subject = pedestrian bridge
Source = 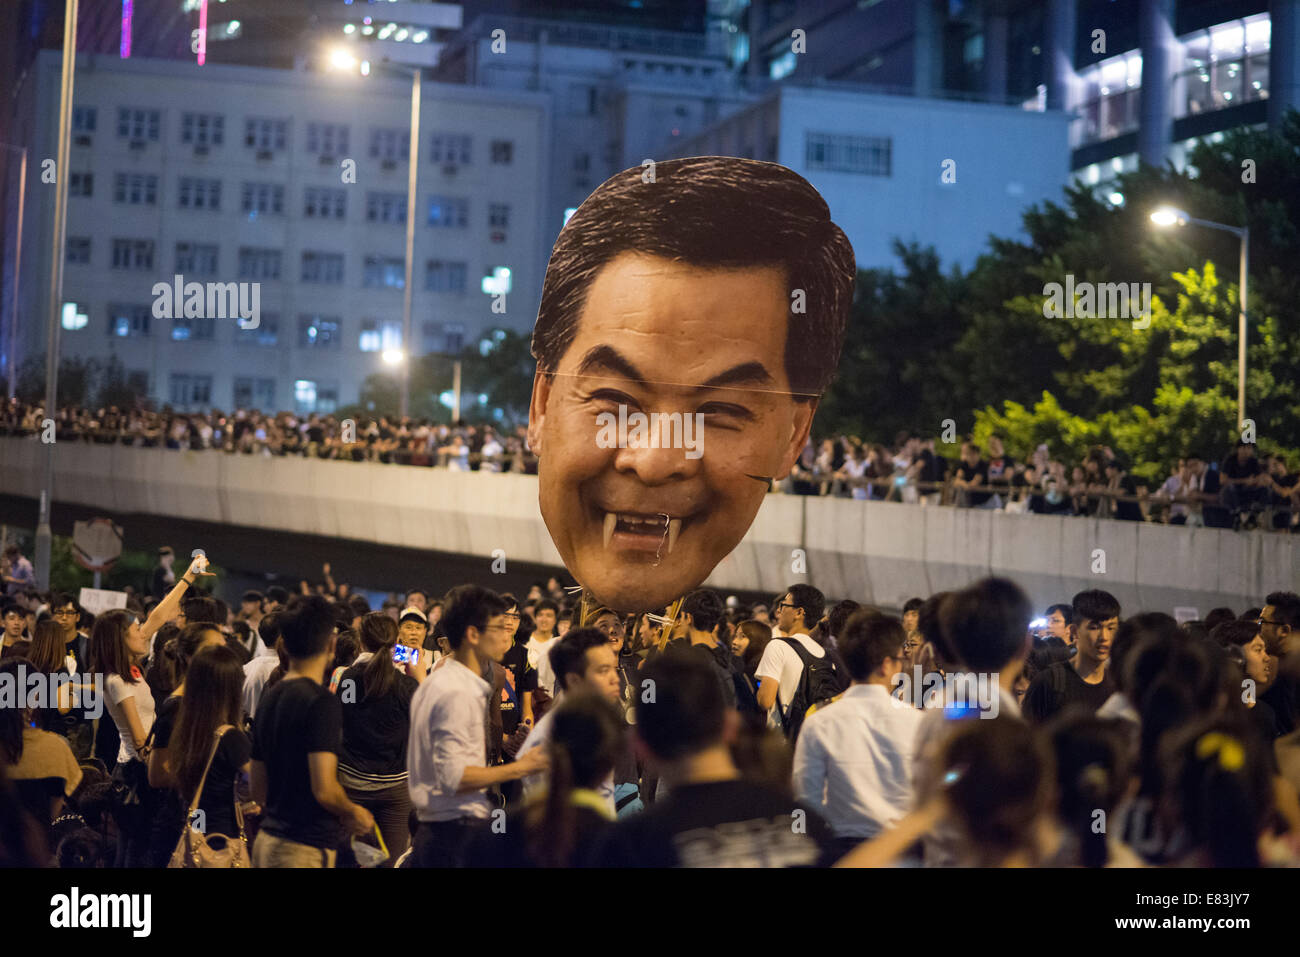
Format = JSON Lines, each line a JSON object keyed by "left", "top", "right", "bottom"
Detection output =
{"left": 1, "top": 437, "right": 1293, "bottom": 613}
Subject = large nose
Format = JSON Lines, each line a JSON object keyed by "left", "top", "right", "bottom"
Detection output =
{"left": 611, "top": 414, "right": 702, "bottom": 486}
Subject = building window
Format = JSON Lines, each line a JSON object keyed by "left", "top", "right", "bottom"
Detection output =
{"left": 306, "top": 122, "right": 349, "bottom": 157}
{"left": 359, "top": 318, "right": 403, "bottom": 352}
{"left": 429, "top": 133, "right": 471, "bottom": 165}
{"left": 69, "top": 172, "right": 94, "bottom": 197}
{"left": 181, "top": 112, "right": 224, "bottom": 147}
{"left": 233, "top": 377, "right": 276, "bottom": 410}
{"left": 1074, "top": 50, "right": 1143, "bottom": 146}
{"left": 108, "top": 303, "right": 151, "bottom": 338}
{"left": 427, "top": 195, "right": 468, "bottom": 228}
{"left": 293, "top": 379, "right": 338, "bottom": 414}
{"left": 245, "top": 117, "right": 288, "bottom": 151}
{"left": 1173, "top": 15, "right": 1271, "bottom": 125}
{"left": 61, "top": 302, "right": 89, "bottom": 330}
{"left": 171, "top": 316, "right": 215, "bottom": 341}
{"left": 366, "top": 191, "right": 407, "bottom": 224}
{"left": 304, "top": 187, "right": 347, "bottom": 220}
{"left": 169, "top": 373, "right": 213, "bottom": 408}
{"left": 175, "top": 242, "right": 219, "bottom": 277}
{"left": 301, "top": 251, "right": 344, "bottom": 284}
{"left": 804, "top": 132, "right": 891, "bottom": 176}
{"left": 242, "top": 182, "right": 284, "bottom": 217}
{"left": 238, "top": 247, "right": 282, "bottom": 281}
{"left": 110, "top": 238, "right": 155, "bottom": 271}
{"left": 66, "top": 237, "right": 91, "bottom": 265}
{"left": 298, "top": 314, "right": 341, "bottom": 348}
{"left": 113, "top": 172, "right": 158, "bottom": 205}
{"left": 369, "top": 128, "right": 410, "bottom": 164}
{"left": 237, "top": 313, "right": 279, "bottom": 346}
{"left": 117, "top": 107, "right": 160, "bottom": 141}
{"left": 490, "top": 139, "right": 514, "bottom": 164}
{"left": 178, "top": 177, "right": 222, "bottom": 210}
{"left": 425, "top": 259, "right": 468, "bottom": 293}
{"left": 362, "top": 256, "right": 405, "bottom": 289}
{"left": 488, "top": 203, "right": 510, "bottom": 229}
{"left": 422, "top": 321, "right": 465, "bottom": 354}
{"left": 73, "top": 107, "right": 96, "bottom": 133}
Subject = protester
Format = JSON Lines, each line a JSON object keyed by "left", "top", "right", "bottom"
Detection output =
{"left": 1022, "top": 590, "right": 1120, "bottom": 723}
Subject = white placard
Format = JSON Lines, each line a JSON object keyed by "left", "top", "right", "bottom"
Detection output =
{"left": 79, "top": 587, "right": 128, "bottom": 617}
{"left": 1172, "top": 606, "right": 1200, "bottom": 624}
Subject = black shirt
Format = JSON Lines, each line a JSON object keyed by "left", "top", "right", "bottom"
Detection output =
{"left": 1222, "top": 454, "right": 1262, "bottom": 481}
{"left": 251, "top": 676, "right": 343, "bottom": 849}
{"left": 592, "top": 780, "right": 837, "bottom": 867}
{"left": 1022, "top": 660, "right": 1116, "bottom": 723}
{"left": 498, "top": 640, "right": 538, "bottom": 736}
{"left": 956, "top": 459, "right": 991, "bottom": 506}
{"left": 465, "top": 804, "right": 612, "bottom": 867}
{"left": 338, "top": 660, "right": 417, "bottom": 781}
{"left": 155, "top": 701, "right": 252, "bottom": 840}
{"left": 1261, "top": 669, "right": 1299, "bottom": 736}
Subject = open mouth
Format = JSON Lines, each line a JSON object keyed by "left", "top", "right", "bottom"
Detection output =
{"left": 601, "top": 511, "right": 683, "bottom": 556}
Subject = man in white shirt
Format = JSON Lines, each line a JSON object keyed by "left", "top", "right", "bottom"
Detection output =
{"left": 526, "top": 599, "right": 561, "bottom": 700}
{"left": 755, "top": 584, "right": 826, "bottom": 730}
{"left": 518, "top": 627, "right": 622, "bottom": 812}
{"left": 407, "top": 585, "right": 547, "bottom": 867}
{"left": 242, "top": 610, "right": 283, "bottom": 722}
{"left": 794, "top": 612, "right": 922, "bottom": 858}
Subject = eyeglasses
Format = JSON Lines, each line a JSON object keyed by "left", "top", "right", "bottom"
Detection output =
{"left": 53, "top": 609, "right": 78, "bottom": 617}
{"left": 501, "top": 612, "right": 521, "bottom": 621}
{"left": 1256, "top": 618, "right": 1281, "bottom": 627}
{"left": 774, "top": 602, "right": 795, "bottom": 611}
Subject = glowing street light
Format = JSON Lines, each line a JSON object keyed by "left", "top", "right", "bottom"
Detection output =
{"left": 328, "top": 47, "right": 358, "bottom": 71}
{"left": 381, "top": 348, "right": 405, "bottom": 366}
{"left": 1150, "top": 205, "right": 1249, "bottom": 430}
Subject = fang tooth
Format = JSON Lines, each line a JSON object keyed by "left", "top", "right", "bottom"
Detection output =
{"left": 666, "top": 518, "right": 681, "bottom": 554}
{"left": 603, "top": 512, "right": 617, "bottom": 548}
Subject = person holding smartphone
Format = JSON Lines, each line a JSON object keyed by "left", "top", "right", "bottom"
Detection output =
{"left": 335, "top": 613, "right": 426, "bottom": 866}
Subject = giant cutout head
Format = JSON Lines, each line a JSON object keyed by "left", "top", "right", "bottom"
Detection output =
{"left": 528, "top": 157, "right": 855, "bottom": 614}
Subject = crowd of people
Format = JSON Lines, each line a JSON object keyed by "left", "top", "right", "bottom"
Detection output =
{"left": 3, "top": 398, "right": 1293, "bottom": 531}
{"left": 2, "top": 546, "right": 1299, "bottom": 868}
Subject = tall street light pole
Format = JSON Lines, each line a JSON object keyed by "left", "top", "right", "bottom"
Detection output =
{"left": 1, "top": 144, "right": 28, "bottom": 398}
{"left": 35, "top": 0, "right": 79, "bottom": 591}
{"left": 400, "top": 68, "right": 420, "bottom": 420}
{"left": 1150, "top": 205, "right": 1250, "bottom": 431}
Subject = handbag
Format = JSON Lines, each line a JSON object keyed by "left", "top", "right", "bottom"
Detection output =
{"left": 168, "top": 724, "right": 249, "bottom": 868}
{"left": 110, "top": 723, "right": 157, "bottom": 837}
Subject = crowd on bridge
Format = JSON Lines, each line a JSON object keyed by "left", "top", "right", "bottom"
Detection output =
{"left": 2, "top": 542, "right": 1299, "bottom": 868}
{"left": 3, "top": 398, "right": 1295, "bottom": 532}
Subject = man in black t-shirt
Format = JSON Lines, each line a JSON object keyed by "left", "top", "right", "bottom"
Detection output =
{"left": 1221, "top": 441, "right": 1268, "bottom": 527}
{"left": 250, "top": 596, "right": 373, "bottom": 868}
{"left": 593, "top": 653, "right": 836, "bottom": 867}
{"left": 951, "top": 442, "right": 991, "bottom": 508}
{"left": 1022, "top": 589, "right": 1120, "bottom": 724}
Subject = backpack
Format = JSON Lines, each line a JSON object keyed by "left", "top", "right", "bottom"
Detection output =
{"left": 777, "top": 637, "right": 848, "bottom": 743}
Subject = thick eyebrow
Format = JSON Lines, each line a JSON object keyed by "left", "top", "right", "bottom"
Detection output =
{"left": 572, "top": 345, "right": 777, "bottom": 393}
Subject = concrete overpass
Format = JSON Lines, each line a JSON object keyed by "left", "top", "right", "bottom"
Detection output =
{"left": 1, "top": 437, "right": 1294, "bottom": 614}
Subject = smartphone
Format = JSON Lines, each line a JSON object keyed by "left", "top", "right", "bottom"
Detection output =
{"left": 393, "top": 644, "right": 420, "bottom": 665}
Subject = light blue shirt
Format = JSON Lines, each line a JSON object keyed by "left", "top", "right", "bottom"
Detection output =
{"left": 407, "top": 658, "right": 491, "bottom": 822}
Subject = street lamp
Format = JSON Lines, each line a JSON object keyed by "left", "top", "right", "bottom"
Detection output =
{"left": 1149, "top": 205, "right": 1250, "bottom": 431}
{"left": 1, "top": 142, "right": 28, "bottom": 399}
{"left": 327, "top": 47, "right": 420, "bottom": 420}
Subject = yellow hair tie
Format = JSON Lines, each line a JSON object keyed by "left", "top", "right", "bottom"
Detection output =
{"left": 1195, "top": 732, "right": 1245, "bottom": 772}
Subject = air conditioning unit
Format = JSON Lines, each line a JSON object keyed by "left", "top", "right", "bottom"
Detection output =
{"left": 442, "top": 164, "right": 457, "bottom": 175}
{"left": 381, "top": 159, "right": 397, "bottom": 171}
{"left": 194, "top": 144, "right": 209, "bottom": 157}
{"left": 74, "top": 134, "right": 91, "bottom": 148}
{"left": 255, "top": 149, "right": 273, "bottom": 161}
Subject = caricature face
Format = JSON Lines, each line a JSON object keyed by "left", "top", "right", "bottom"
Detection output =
{"left": 528, "top": 251, "right": 815, "bottom": 613}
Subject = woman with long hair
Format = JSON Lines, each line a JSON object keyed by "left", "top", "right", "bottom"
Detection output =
{"left": 468, "top": 690, "right": 624, "bottom": 867}
{"left": 0, "top": 658, "right": 83, "bottom": 830}
{"left": 27, "top": 618, "right": 94, "bottom": 761}
{"left": 167, "top": 644, "right": 252, "bottom": 860}
{"left": 336, "top": 612, "right": 425, "bottom": 866}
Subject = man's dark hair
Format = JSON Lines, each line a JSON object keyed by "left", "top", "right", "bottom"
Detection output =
{"left": 1072, "top": 589, "right": 1121, "bottom": 626}
{"left": 902, "top": 597, "right": 924, "bottom": 615}
{"left": 181, "top": 594, "right": 222, "bottom": 625}
{"left": 531, "top": 156, "right": 856, "bottom": 400}
{"left": 279, "top": 595, "right": 336, "bottom": 659}
{"left": 680, "top": 589, "right": 726, "bottom": 636}
{"left": 259, "top": 610, "right": 283, "bottom": 646}
{"left": 1, "top": 603, "right": 23, "bottom": 619}
{"left": 827, "top": 599, "right": 863, "bottom": 640}
{"left": 635, "top": 652, "right": 726, "bottom": 761}
{"left": 405, "top": 588, "right": 428, "bottom": 602}
{"left": 1111, "top": 612, "right": 1179, "bottom": 694}
{"left": 917, "top": 591, "right": 953, "bottom": 663}
{"left": 549, "top": 628, "right": 611, "bottom": 693}
{"left": 1203, "top": 607, "right": 1237, "bottom": 632}
{"left": 1046, "top": 603, "right": 1073, "bottom": 625}
{"left": 442, "top": 585, "right": 508, "bottom": 650}
{"left": 241, "top": 590, "right": 264, "bottom": 606}
{"left": 1265, "top": 591, "right": 1300, "bottom": 630}
{"left": 50, "top": 592, "right": 77, "bottom": 612}
{"left": 785, "top": 583, "right": 825, "bottom": 629}
{"left": 938, "top": 577, "right": 1032, "bottom": 672}
{"left": 265, "top": 586, "right": 290, "bottom": 605}
{"left": 346, "top": 594, "right": 371, "bottom": 618}
{"left": 840, "top": 611, "right": 906, "bottom": 682}
{"left": 534, "top": 598, "right": 559, "bottom": 616}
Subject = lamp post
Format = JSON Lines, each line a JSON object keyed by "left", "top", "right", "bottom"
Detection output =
{"left": 328, "top": 49, "right": 420, "bottom": 419}
{"left": 1, "top": 143, "right": 28, "bottom": 399}
{"left": 1150, "top": 205, "right": 1249, "bottom": 431}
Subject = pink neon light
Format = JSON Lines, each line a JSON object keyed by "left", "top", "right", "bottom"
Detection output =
{"left": 197, "top": 0, "right": 208, "bottom": 65}
{"left": 120, "top": 0, "right": 133, "bottom": 58}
